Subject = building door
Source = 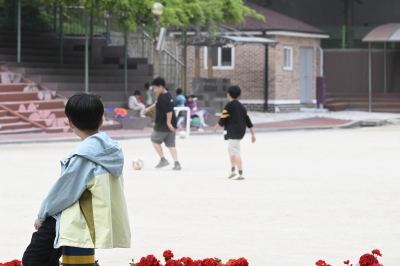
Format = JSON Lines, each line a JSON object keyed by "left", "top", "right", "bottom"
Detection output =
{"left": 300, "top": 48, "right": 313, "bottom": 103}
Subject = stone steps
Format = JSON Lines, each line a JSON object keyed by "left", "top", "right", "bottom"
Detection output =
{"left": 0, "top": 127, "right": 44, "bottom": 135}
{"left": 0, "top": 84, "right": 29, "bottom": 92}
{"left": 0, "top": 91, "right": 59, "bottom": 102}
{"left": 325, "top": 93, "right": 400, "bottom": 112}
{"left": 26, "top": 75, "right": 151, "bottom": 84}
{"left": 9, "top": 67, "right": 151, "bottom": 76}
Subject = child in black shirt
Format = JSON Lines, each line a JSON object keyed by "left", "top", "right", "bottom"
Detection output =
{"left": 143, "top": 77, "right": 181, "bottom": 170}
{"left": 214, "top": 86, "right": 256, "bottom": 180}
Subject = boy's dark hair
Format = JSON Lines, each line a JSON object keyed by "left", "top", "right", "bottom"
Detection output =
{"left": 134, "top": 90, "right": 141, "bottom": 96}
{"left": 227, "top": 85, "right": 241, "bottom": 99}
{"left": 144, "top": 83, "right": 150, "bottom": 90}
{"left": 65, "top": 92, "right": 104, "bottom": 131}
{"left": 176, "top": 88, "right": 182, "bottom": 95}
{"left": 151, "top": 77, "right": 165, "bottom": 87}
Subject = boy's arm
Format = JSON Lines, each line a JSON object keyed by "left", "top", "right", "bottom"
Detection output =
{"left": 143, "top": 103, "right": 156, "bottom": 114}
{"left": 214, "top": 106, "right": 230, "bottom": 131}
{"left": 166, "top": 111, "right": 175, "bottom": 131}
{"left": 37, "top": 155, "right": 92, "bottom": 224}
{"left": 249, "top": 127, "right": 256, "bottom": 143}
{"left": 245, "top": 112, "right": 256, "bottom": 143}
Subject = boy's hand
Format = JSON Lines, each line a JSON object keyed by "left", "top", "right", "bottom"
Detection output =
{"left": 34, "top": 217, "right": 42, "bottom": 230}
{"left": 213, "top": 124, "right": 219, "bottom": 132}
{"left": 142, "top": 108, "right": 148, "bottom": 114}
{"left": 251, "top": 135, "right": 256, "bottom": 143}
{"left": 167, "top": 123, "right": 175, "bottom": 132}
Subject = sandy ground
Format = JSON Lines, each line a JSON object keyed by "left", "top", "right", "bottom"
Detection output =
{"left": 1, "top": 125, "right": 400, "bottom": 265}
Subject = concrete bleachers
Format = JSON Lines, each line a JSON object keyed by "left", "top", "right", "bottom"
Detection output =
{"left": 0, "top": 29, "right": 158, "bottom": 133}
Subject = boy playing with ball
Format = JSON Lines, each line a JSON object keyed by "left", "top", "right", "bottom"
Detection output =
{"left": 214, "top": 86, "right": 256, "bottom": 180}
{"left": 143, "top": 77, "right": 181, "bottom": 170}
{"left": 22, "top": 93, "right": 131, "bottom": 265}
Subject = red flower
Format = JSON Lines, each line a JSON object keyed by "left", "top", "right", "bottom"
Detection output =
{"left": 344, "top": 260, "right": 350, "bottom": 265}
{"left": 1, "top": 261, "right": 22, "bottom": 266}
{"left": 180, "top": 257, "right": 193, "bottom": 266}
{"left": 202, "top": 258, "right": 219, "bottom": 266}
{"left": 224, "top": 258, "right": 248, "bottom": 266}
{"left": 315, "top": 260, "right": 331, "bottom": 266}
{"left": 359, "top": 254, "right": 379, "bottom": 266}
{"left": 372, "top": 249, "right": 382, "bottom": 257}
{"left": 136, "top": 255, "right": 162, "bottom": 266}
{"left": 165, "top": 259, "right": 183, "bottom": 266}
{"left": 163, "top": 250, "right": 175, "bottom": 260}
{"left": 190, "top": 260, "right": 203, "bottom": 266}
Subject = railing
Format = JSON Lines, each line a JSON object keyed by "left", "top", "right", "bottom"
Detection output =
{"left": 54, "top": 6, "right": 107, "bottom": 37}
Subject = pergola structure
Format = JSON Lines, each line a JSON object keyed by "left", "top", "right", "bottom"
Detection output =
{"left": 362, "top": 23, "right": 400, "bottom": 112}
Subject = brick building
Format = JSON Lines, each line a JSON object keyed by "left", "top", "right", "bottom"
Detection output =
{"left": 177, "top": 3, "right": 329, "bottom": 112}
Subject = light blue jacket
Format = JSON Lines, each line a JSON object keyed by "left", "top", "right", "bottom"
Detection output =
{"left": 37, "top": 132, "right": 131, "bottom": 249}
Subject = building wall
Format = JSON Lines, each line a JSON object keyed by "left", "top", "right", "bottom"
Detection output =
{"left": 185, "top": 44, "right": 266, "bottom": 101}
{"left": 324, "top": 49, "right": 400, "bottom": 94}
{"left": 268, "top": 35, "right": 321, "bottom": 103}
{"left": 184, "top": 35, "right": 321, "bottom": 112}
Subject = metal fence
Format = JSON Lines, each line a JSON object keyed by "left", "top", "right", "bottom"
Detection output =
{"left": 0, "top": 2, "right": 184, "bottom": 89}
{"left": 320, "top": 25, "right": 398, "bottom": 50}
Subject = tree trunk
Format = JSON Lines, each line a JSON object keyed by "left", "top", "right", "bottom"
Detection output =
{"left": 344, "top": 0, "right": 354, "bottom": 48}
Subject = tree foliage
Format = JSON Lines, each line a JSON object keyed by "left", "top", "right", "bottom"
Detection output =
{"left": 40, "top": 0, "right": 264, "bottom": 32}
{"left": 0, "top": 0, "right": 53, "bottom": 31}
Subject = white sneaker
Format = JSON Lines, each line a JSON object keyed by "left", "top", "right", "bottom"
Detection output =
{"left": 232, "top": 174, "right": 245, "bottom": 180}
{"left": 227, "top": 171, "right": 238, "bottom": 179}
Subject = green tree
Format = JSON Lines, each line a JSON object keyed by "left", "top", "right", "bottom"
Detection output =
{"left": 0, "top": 0, "right": 53, "bottom": 31}
{"left": 40, "top": 0, "right": 264, "bottom": 33}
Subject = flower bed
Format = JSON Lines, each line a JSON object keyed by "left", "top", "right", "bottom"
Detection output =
{"left": 130, "top": 250, "right": 248, "bottom": 266}
{"left": 316, "top": 249, "right": 384, "bottom": 266}
{"left": 2, "top": 248, "right": 383, "bottom": 266}
{"left": 0, "top": 260, "right": 22, "bottom": 266}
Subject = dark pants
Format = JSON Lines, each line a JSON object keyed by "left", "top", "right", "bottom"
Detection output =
{"left": 22, "top": 217, "right": 62, "bottom": 266}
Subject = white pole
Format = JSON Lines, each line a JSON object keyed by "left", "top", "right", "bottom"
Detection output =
{"left": 368, "top": 42, "right": 372, "bottom": 112}
{"left": 318, "top": 47, "right": 324, "bottom": 76}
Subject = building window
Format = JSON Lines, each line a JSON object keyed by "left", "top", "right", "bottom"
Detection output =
{"left": 204, "top": 46, "right": 234, "bottom": 70}
{"left": 283, "top": 46, "right": 293, "bottom": 70}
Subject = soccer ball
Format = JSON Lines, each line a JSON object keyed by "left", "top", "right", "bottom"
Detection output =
{"left": 132, "top": 159, "right": 144, "bottom": 170}
{"left": 178, "top": 131, "right": 186, "bottom": 139}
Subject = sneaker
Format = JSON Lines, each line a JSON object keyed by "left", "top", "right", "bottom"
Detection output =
{"left": 155, "top": 158, "right": 169, "bottom": 168}
{"left": 173, "top": 162, "right": 182, "bottom": 170}
{"left": 227, "top": 171, "right": 238, "bottom": 179}
{"left": 232, "top": 174, "right": 245, "bottom": 180}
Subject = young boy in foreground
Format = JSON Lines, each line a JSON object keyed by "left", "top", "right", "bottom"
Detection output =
{"left": 214, "top": 86, "right": 256, "bottom": 180}
{"left": 22, "top": 93, "right": 131, "bottom": 265}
